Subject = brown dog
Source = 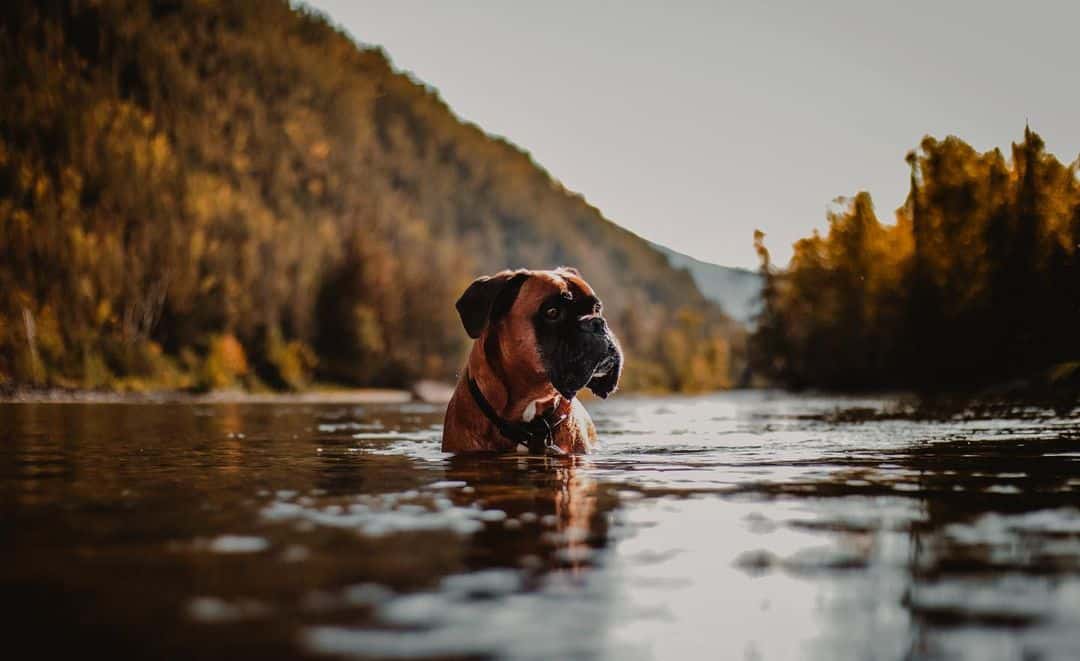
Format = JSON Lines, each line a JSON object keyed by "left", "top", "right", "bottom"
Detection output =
{"left": 442, "top": 267, "right": 622, "bottom": 454}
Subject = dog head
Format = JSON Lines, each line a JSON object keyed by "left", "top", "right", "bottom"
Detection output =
{"left": 456, "top": 267, "right": 622, "bottom": 400}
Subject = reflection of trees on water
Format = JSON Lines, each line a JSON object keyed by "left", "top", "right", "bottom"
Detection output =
{"left": 693, "top": 416, "right": 1080, "bottom": 660}
{"left": 901, "top": 430, "right": 1080, "bottom": 658}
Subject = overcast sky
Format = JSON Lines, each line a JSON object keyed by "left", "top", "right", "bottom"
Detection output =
{"left": 305, "top": 0, "right": 1079, "bottom": 269}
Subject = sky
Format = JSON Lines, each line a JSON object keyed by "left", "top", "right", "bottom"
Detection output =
{"left": 305, "top": 0, "right": 1079, "bottom": 269}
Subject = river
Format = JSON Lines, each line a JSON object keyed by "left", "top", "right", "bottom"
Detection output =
{"left": 2, "top": 391, "right": 1078, "bottom": 660}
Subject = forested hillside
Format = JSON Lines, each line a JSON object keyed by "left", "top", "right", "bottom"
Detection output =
{"left": 752, "top": 127, "right": 1080, "bottom": 391}
{"left": 0, "top": 0, "right": 742, "bottom": 393}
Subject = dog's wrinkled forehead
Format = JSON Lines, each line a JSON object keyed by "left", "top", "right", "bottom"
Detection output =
{"left": 513, "top": 268, "right": 597, "bottom": 313}
{"left": 557, "top": 269, "right": 597, "bottom": 300}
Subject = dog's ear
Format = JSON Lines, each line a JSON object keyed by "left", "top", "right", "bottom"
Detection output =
{"left": 587, "top": 340, "right": 623, "bottom": 398}
{"left": 455, "top": 271, "right": 530, "bottom": 339}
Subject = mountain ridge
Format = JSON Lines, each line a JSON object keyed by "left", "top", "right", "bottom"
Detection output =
{"left": 648, "top": 242, "right": 762, "bottom": 325}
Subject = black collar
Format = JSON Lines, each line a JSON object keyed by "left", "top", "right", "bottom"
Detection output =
{"left": 466, "top": 373, "right": 569, "bottom": 455}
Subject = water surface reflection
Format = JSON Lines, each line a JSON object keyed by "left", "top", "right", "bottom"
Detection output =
{"left": 1, "top": 392, "right": 1077, "bottom": 659}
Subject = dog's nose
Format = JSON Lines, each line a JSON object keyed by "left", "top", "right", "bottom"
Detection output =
{"left": 579, "top": 316, "right": 606, "bottom": 334}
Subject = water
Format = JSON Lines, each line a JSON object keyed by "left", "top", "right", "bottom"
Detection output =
{"left": 2, "top": 392, "right": 1078, "bottom": 660}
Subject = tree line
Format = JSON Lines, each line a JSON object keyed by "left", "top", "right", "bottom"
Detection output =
{"left": 752, "top": 127, "right": 1080, "bottom": 391}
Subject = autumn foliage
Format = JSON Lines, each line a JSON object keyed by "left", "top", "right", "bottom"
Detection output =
{"left": 0, "top": 0, "right": 740, "bottom": 392}
{"left": 753, "top": 128, "right": 1080, "bottom": 391}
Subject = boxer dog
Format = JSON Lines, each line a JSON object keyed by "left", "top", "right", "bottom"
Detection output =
{"left": 442, "top": 267, "right": 622, "bottom": 454}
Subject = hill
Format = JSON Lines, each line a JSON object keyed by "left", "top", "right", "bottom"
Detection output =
{"left": 648, "top": 242, "right": 761, "bottom": 325}
{"left": 0, "top": 0, "right": 743, "bottom": 393}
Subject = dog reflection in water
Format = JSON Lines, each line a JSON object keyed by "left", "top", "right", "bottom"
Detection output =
{"left": 550, "top": 461, "right": 599, "bottom": 572}
{"left": 445, "top": 454, "right": 605, "bottom": 573}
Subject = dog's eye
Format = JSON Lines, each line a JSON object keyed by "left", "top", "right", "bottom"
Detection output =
{"left": 543, "top": 306, "right": 561, "bottom": 321}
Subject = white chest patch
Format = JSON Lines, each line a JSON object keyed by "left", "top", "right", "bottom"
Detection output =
{"left": 522, "top": 400, "right": 539, "bottom": 423}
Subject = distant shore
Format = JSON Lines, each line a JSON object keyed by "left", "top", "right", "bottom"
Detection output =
{"left": 2, "top": 368, "right": 1075, "bottom": 412}
{"left": 0, "top": 380, "right": 457, "bottom": 405}
{"left": 0, "top": 388, "right": 406, "bottom": 405}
